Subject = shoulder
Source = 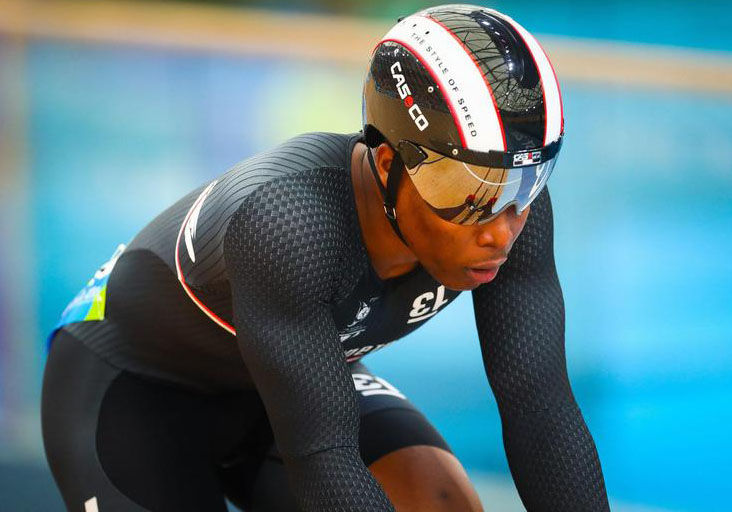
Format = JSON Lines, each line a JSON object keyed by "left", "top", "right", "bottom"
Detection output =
{"left": 272, "top": 132, "right": 358, "bottom": 165}
{"left": 206, "top": 132, "right": 357, "bottom": 218}
{"left": 223, "top": 164, "right": 364, "bottom": 303}
{"left": 222, "top": 132, "right": 356, "bottom": 179}
{"left": 220, "top": 132, "right": 359, "bottom": 246}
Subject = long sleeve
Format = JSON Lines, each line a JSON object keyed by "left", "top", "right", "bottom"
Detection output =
{"left": 223, "top": 172, "right": 394, "bottom": 511}
{"left": 472, "top": 189, "right": 610, "bottom": 511}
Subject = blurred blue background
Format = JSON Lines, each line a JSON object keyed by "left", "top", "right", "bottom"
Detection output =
{"left": 1, "top": 0, "right": 731, "bottom": 510}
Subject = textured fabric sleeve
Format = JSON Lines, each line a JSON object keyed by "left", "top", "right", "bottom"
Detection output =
{"left": 472, "top": 189, "right": 610, "bottom": 511}
{"left": 223, "top": 171, "right": 394, "bottom": 512}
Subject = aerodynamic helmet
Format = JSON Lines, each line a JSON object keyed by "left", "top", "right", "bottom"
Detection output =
{"left": 362, "top": 4, "right": 564, "bottom": 232}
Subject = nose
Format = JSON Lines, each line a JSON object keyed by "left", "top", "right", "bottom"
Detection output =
{"left": 475, "top": 206, "right": 523, "bottom": 250}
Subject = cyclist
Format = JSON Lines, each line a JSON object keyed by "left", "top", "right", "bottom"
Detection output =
{"left": 42, "top": 4, "right": 609, "bottom": 511}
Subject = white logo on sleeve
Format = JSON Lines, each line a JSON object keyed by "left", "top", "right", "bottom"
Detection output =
{"left": 408, "top": 285, "right": 450, "bottom": 324}
{"left": 85, "top": 497, "right": 99, "bottom": 512}
{"left": 183, "top": 180, "right": 218, "bottom": 263}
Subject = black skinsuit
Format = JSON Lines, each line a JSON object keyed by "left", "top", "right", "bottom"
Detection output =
{"left": 42, "top": 132, "right": 609, "bottom": 511}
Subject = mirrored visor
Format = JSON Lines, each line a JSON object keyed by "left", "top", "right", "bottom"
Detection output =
{"left": 404, "top": 146, "right": 557, "bottom": 225}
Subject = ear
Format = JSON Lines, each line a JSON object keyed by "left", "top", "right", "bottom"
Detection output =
{"left": 373, "top": 143, "right": 395, "bottom": 189}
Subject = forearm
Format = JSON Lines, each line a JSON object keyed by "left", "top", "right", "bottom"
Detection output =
{"left": 500, "top": 403, "right": 609, "bottom": 512}
{"left": 284, "top": 446, "right": 395, "bottom": 512}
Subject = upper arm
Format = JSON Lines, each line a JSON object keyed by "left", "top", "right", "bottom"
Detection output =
{"left": 222, "top": 176, "right": 360, "bottom": 457}
{"left": 472, "top": 188, "right": 573, "bottom": 414}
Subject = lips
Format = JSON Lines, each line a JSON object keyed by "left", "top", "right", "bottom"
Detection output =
{"left": 466, "top": 259, "right": 506, "bottom": 284}
{"left": 470, "top": 259, "right": 506, "bottom": 270}
{"left": 466, "top": 266, "right": 499, "bottom": 284}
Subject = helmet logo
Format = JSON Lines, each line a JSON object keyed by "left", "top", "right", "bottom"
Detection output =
{"left": 390, "top": 61, "right": 429, "bottom": 132}
{"left": 513, "top": 151, "right": 542, "bottom": 167}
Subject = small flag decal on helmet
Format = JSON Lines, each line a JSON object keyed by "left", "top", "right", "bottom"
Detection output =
{"left": 513, "top": 151, "right": 542, "bottom": 167}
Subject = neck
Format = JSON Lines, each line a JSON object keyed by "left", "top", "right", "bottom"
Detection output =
{"left": 350, "top": 142, "right": 418, "bottom": 281}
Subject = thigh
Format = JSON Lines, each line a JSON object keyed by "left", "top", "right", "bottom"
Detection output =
{"left": 351, "top": 365, "right": 483, "bottom": 512}
{"left": 240, "top": 363, "right": 480, "bottom": 512}
{"left": 350, "top": 362, "right": 452, "bottom": 466}
{"left": 42, "top": 330, "right": 229, "bottom": 512}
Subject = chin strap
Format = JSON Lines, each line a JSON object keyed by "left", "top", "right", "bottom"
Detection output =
{"left": 364, "top": 146, "right": 409, "bottom": 246}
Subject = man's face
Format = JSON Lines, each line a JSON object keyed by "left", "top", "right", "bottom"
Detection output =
{"left": 396, "top": 166, "right": 529, "bottom": 291}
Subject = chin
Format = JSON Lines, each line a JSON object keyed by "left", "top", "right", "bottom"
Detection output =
{"left": 421, "top": 263, "right": 476, "bottom": 291}
{"left": 438, "top": 274, "right": 477, "bottom": 292}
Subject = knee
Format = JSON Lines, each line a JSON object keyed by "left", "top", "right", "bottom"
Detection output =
{"left": 369, "top": 446, "right": 483, "bottom": 512}
{"left": 430, "top": 486, "right": 483, "bottom": 512}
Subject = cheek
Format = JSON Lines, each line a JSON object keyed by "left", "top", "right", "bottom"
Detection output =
{"left": 403, "top": 204, "right": 469, "bottom": 277}
{"left": 406, "top": 210, "right": 445, "bottom": 261}
{"left": 397, "top": 177, "right": 474, "bottom": 284}
{"left": 400, "top": 192, "right": 438, "bottom": 253}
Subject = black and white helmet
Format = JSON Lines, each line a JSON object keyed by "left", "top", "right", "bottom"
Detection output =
{"left": 363, "top": 4, "right": 564, "bottom": 227}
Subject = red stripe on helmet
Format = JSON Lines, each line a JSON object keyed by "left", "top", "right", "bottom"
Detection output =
{"left": 426, "top": 15, "right": 507, "bottom": 151}
{"left": 537, "top": 41, "right": 564, "bottom": 137}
